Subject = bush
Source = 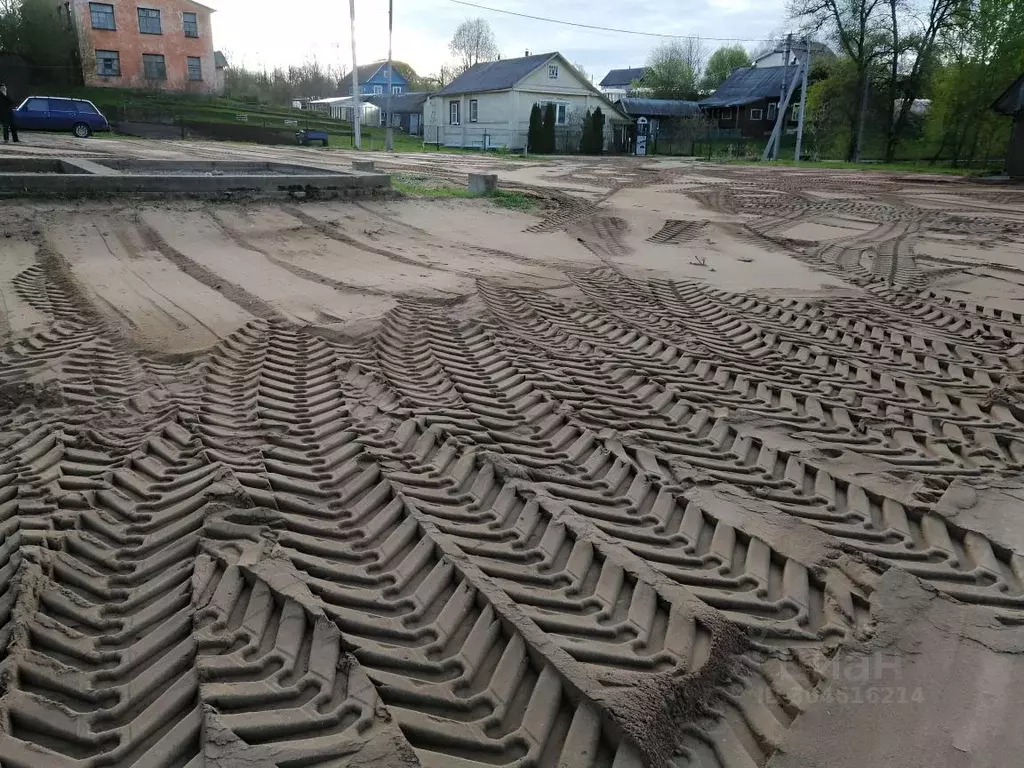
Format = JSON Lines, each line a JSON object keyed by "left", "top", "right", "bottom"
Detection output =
{"left": 528, "top": 103, "right": 543, "bottom": 153}
{"left": 542, "top": 103, "right": 556, "bottom": 153}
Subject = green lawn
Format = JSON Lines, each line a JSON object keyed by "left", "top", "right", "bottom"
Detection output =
{"left": 392, "top": 174, "right": 537, "bottom": 210}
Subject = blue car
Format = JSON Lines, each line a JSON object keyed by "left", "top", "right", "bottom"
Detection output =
{"left": 13, "top": 96, "right": 110, "bottom": 138}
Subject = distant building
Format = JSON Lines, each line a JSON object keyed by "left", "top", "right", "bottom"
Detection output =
{"left": 68, "top": 0, "right": 222, "bottom": 94}
{"left": 339, "top": 62, "right": 408, "bottom": 97}
{"left": 598, "top": 67, "right": 647, "bottom": 99}
{"left": 307, "top": 95, "right": 379, "bottom": 124}
{"left": 213, "top": 49, "right": 227, "bottom": 94}
{"left": 700, "top": 66, "right": 802, "bottom": 138}
{"left": 993, "top": 73, "right": 1024, "bottom": 178}
{"left": 753, "top": 41, "right": 834, "bottom": 68}
{"left": 423, "top": 52, "right": 627, "bottom": 150}
{"left": 613, "top": 97, "right": 701, "bottom": 153}
{"left": 366, "top": 91, "right": 429, "bottom": 135}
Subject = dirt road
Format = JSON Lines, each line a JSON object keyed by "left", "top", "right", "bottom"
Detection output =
{"left": 1, "top": 136, "right": 1023, "bottom": 768}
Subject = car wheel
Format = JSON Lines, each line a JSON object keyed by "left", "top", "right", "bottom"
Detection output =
{"left": 73, "top": 122, "right": 92, "bottom": 138}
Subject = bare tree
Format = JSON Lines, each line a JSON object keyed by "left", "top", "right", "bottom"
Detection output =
{"left": 789, "top": 0, "right": 887, "bottom": 161}
{"left": 449, "top": 18, "right": 499, "bottom": 74}
{"left": 881, "top": 0, "right": 960, "bottom": 160}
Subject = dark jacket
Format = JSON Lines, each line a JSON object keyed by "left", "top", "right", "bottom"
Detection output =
{"left": 0, "top": 91, "right": 14, "bottom": 119}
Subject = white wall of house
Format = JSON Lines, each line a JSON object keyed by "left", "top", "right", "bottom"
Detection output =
{"left": 423, "top": 57, "right": 625, "bottom": 151}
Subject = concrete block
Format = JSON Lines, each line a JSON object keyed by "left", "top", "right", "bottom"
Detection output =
{"left": 468, "top": 173, "right": 498, "bottom": 195}
{"left": 352, "top": 160, "right": 376, "bottom": 171}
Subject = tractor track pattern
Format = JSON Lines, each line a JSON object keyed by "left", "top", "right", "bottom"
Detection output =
{"left": 2, "top": 170, "right": 1024, "bottom": 767}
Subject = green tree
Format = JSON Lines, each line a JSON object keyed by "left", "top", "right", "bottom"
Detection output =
{"left": 528, "top": 103, "right": 543, "bottom": 153}
{"left": 788, "top": 0, "right": 888, "bottom": 161}
{"left": 590, "top": 107, "right": 606, "bottom": 153}
{"left": 579, "top": 107, "right": 594, "bottom": 153}
{"left": 701, "top": 45, "right": 751, "bottom": 93}
{"left": 542, "top": 102, "right": 556, "bottom": 153}
{"left": 638, "top": 39, "right": 707, "bottom": 100}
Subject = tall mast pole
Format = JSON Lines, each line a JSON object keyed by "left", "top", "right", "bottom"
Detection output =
{"left": 348, "top": 0, "right": 361, "bottom": 149}
{"left": 385, "top": 0, "right": 393, "bottom": 151}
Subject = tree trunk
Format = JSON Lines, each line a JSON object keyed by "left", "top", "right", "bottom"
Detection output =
{"left": 853, "top": 67, "right": 870, "bottom": 162}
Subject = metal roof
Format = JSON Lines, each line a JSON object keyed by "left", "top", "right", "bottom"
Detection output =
{"left": 366, "top": 91, "right": 429, "bottom": 112}
{"left": 436, "top": 53, "right": 556, "bottom": 96}
{"left": 599, "top": 67, "right": 647, "bottom": 88}
{"left": 699, "top": 66, "right": 790, "bottom": 107}
{"left": 616, "top": 98, "right": 700, "bottom": 117}
{"left": 993, "top": 73, "right": 1024, "bottom": 115}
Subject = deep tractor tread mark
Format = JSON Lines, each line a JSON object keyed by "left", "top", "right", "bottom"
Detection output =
{"left": 648, "top": 220, "right": 709, "bottom": 245}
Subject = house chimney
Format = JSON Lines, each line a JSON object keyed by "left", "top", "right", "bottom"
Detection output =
{"left": 525, "top": 50, "right": 530, "bottom": 57}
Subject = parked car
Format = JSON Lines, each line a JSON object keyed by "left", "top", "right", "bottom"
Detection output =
{"left": 13, "top": 96, "right": 110, "bottom": 138}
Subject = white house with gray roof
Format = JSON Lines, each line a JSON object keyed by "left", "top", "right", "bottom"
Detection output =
{"left": 423, "top": 52, "right": 627, "bottom": 151}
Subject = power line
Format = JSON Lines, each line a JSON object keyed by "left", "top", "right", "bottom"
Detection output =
{"left": 447, "top": 0, "right": 781, "bottom": 43}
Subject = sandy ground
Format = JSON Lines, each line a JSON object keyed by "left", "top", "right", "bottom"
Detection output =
{"left": 1, "top": 134, "right": 1023, "bottom": 768}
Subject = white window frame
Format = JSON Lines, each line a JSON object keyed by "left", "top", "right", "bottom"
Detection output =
{"left": 449, "top": 100, "right": 460, "bottom": 125}
{"left": 767, "top": 102, "right": 777, "bottom": 121}
{"left": 372, "top": 85, "right": 383, "bottom": 95}
{"left": 750, "top": 108, "right": 763, "bottom": 121}
{"left": 789, "top": 103, "right": 801, "bottom": 123}
{"left": 392, "top": 85, "right": 402, "bottom": 94}
{"left": 548, "top": 64, "right": 559, "bottom": 79}
{"left": 468, "top": 99, "right": 478, "bottom": 123}
{"left": 537, "top": 101, "right": 568, "bottom": 126}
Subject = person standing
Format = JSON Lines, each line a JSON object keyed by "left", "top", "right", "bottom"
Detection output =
{"left": 1, "top": 84, "right": 19, "bottom": 143}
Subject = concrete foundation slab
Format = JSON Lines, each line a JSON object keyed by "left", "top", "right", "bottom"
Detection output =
{"left": 0, "top": 157, "right": 391, "bottom": 199}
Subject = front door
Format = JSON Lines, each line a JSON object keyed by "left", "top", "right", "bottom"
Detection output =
{"left": 410, "top": 113, "right": 420, "bottom": 135}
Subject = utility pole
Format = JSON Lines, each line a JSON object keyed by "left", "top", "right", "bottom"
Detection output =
{"left": 385, "top": 0, "right": 393, "bottom": 151}
{"left": 774, "top": 32, "right": 793, "bottom": 160}
{"left": 348, "top": 0, "right": 361, "bottom": 149}
{"left": 762, "top": 54, "right": 805, "bottom": 162}
{"left": 794, "top": 37, "right": 810, "bottom": 161}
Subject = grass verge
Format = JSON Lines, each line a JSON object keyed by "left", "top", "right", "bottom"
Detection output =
{"left": 392, "top": 174, "right": 537, "bottom": 210}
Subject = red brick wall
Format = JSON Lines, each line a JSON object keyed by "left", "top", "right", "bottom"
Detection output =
{"left": 72, "top": 0, "right": 219, "bottom": 93}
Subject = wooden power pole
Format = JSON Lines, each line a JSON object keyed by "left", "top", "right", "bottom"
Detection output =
{"left": 794, "top": 37, "right": 811, "bottom": 161}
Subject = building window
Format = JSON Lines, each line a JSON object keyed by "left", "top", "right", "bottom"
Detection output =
{"left": 392, "top": 85, "right": 402, "bottom": 94}
{"left": 750, "top": 108, "right": 763, "bottom": 120}
{"left": 548, "top": 64, "right": 559, "bottom": 79}
{"left": 721, "top": 108, "right": 733, "bottom": 120}
{"left": 449, "top": 100, "right": 460, "bottom": 125}
{"left": 142, "top": 53, "right": 167, "bottom": 80}
{"left": 137, "top": 7, "right": 161, "bottom": 34}
{"left": 183, "top": 11, "right": 198, "bottom": 37}
{"left": 537, "top": 101, "right": 567, "bottom": 125}
{"left": 766, "top": 102, "right": 777, "bottom": 121}
{"left": 187, "top": 56, "right": 202, "bottom": 81}
{"left": 89, "top": 2, "right": 115, "bottom": 30}
{"left": 96, "top": 49, "right": 120, "bottom": 76}
{"left": 373, "top": 85, "right": 383, "bottom": 95}
{"left": 469, "top": 99, "right": 478, "bottom": 122}
{"left": 789, "top": 103, "right": 801, "bottom": 123}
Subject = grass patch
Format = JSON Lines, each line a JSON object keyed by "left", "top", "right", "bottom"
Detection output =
{"left": 393, "top": 174, "right": 537, "bottom": 210}
{"left": 490, "top": 189, "right": 536, "bottom": 211}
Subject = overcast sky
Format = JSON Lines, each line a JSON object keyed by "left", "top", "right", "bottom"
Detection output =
{"left": 209, "top": 0, "right": 788, "bottom": 82}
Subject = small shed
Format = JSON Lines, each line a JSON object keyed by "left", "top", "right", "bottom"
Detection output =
{"left": 366, "top": 91, "right": 429, "bottom": 135}
{"left": 993, "top": 73, "right": 1024, "bottom": 178}
{"left": 613, "top": 98, "right": 701, "bottom": 152}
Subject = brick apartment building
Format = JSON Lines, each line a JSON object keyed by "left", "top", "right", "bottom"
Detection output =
{"left": 68, "top": 0, "right": 222, "bottom": 93}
